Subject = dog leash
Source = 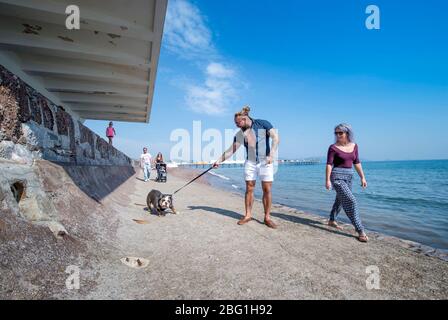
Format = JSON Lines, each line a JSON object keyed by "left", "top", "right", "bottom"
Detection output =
{"left": 172, "top": 166, "right": 214, "bottom": 195}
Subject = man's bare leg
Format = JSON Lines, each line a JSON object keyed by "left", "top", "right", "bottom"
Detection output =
{"left": 238, "top": 180, "right": 255, "bottom": 225}
{"left": 262, "top": 181, "right": 277, "bottom": 228}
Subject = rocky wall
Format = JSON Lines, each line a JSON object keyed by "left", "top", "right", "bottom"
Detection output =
{"left": 0, "top": 64, "right": 132, "bottom": 166}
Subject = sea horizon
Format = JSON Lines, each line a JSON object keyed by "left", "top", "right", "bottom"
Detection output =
{"left": 277, "top": 158, "right": 448, "bottom": 163}
{"left": 162, "top": 158, "right": 448, "bottom": 164}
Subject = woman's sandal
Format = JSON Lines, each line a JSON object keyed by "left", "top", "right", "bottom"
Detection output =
{"left": 357, "top": 234, "right": 369, "bottom": 243}
{"left": 328, "top": 221, "right": 343, "bottom": 230}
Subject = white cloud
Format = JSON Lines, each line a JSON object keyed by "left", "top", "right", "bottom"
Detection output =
{"left": 206, "top": 62, "right": 235, "bottom": 78}
{"left": 185, "top": 62, "right": 238, "bottom": 115}
{"left": 164, "top": 0, "right": 215, "bottom": 58}
{"left": 164, "top": 0, "right": 244, "bottom": 116}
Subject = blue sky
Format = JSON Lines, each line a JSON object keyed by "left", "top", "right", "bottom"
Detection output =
{"left": 86, "top": 0, "right": 448, "bottom": 161}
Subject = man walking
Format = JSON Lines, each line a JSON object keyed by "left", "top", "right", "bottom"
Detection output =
{"left": 140, "top": 147, "right": 152, "bottom": 182}
{"left": 213, "top": 106, "right": 280, "bottom": 228}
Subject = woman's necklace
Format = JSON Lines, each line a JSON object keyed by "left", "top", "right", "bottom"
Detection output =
{"left": 337, "top": 142, "right": 349, "bottom": 147}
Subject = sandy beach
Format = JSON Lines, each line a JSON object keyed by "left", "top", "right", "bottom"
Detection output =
{"left": 1, "top": 0, "right": 447, "bottom": 304}
{"left": 1, "top": 162, "right": 447, "bottom": 299}
{"left": 85, "top": 167, "right": 448, "bottom": 299}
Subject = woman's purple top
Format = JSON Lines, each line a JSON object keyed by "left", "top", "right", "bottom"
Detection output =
{"left": 327, "top": 144, "right": 360, "bottom": 168}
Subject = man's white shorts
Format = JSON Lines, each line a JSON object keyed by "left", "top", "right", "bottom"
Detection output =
{"left": 244, "top": 160, "right": 274, "bottom": 182}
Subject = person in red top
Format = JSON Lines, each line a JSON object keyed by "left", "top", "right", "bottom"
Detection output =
{"left": 106, "top": 122, "right": 116, "bottom": 145}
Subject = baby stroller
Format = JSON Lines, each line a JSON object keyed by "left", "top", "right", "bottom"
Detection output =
{"left": 156, "top": 163, "right": 167, "bottom": 183}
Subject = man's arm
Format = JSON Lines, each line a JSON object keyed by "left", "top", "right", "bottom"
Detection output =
{"left": 267, "top": 128, "right": 279, "bottom": 164}
{"left": 213, "top": 141, "right": 241, "bottom": 168}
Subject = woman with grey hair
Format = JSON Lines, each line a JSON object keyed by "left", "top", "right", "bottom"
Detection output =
{"left": 325, "top": 124, "right": 368, "bottom": 242}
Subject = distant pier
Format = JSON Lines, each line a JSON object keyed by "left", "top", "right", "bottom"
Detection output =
{"left": 175, "top": 159, "right": 321, "bottom": 169}
{"left": 278, "top": 159, "right": 321, "bottom": 165}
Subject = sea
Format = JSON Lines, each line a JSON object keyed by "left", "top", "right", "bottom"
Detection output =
{"left": 206, "top": 160, "right": 448, "bottom": 250}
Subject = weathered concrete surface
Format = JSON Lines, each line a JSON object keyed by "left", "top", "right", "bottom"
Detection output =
{"left": 1, "top": 164, "right": 447, "bottom": 299}
{"left": 0, "top": 160, "right": 135, "bottom": 299}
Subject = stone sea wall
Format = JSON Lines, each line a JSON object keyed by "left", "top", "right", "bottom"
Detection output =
{"left": 0, "top": 64, "right": 132, "bottom": 166}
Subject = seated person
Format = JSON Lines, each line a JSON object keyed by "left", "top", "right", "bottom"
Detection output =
{"left": 155, "top": 152, "right": 164, "bottom": 164}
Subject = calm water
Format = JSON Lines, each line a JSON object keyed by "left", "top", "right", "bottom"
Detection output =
{"left": 207, "top": 160, "right": 448, "bottom": 249}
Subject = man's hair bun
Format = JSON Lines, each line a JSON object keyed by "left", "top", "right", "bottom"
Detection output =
{"left": 235, "top": 105, "right": 251, "bottom": 117}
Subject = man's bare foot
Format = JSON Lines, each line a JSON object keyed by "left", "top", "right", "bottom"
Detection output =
{"left": 264, "top": 219, "right": 277, "bottom": 229}
{"left": 328, "top": 220, "right": 343, "bottom": 230}
{"left": 237, "top": 217, "right": 252, "bottom": 225}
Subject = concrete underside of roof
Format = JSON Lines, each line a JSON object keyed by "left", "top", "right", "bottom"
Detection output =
{"left": 0, "top": 0, "right": 167, "bottom": 123}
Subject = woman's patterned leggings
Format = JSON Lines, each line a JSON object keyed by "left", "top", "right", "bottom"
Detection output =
{"left": 330, "top": 167, "right": 365, "bottom": 233}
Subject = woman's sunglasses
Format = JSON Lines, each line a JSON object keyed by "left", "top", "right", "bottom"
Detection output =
{"left": 334, "top": 131, "right": 345, "bottom": 136}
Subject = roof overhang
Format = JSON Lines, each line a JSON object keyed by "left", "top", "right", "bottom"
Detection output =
{"left": 0, "top": 0, "right": 167, "bottom": 123}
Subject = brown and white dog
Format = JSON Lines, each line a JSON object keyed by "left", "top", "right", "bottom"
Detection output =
{"left": 146, "top": 189, "right": 177, "bottom": 216}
